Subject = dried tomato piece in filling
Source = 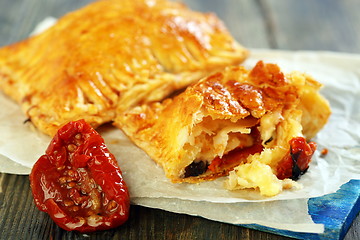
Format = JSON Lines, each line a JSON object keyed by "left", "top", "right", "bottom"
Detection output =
{"left": 277, "top": 137, "right": 317, "bottom": 180}
{"left": 30, "top": 119, "right": 130, "bottom": 232}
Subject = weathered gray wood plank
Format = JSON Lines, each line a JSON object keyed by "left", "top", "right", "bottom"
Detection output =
{"left": 264, "top": 0, "right": 360, "bottom": 53}
{"left": 0, "top": 0, "right": 92, "bottom": 46}
{"left": 0, "top": 173, "right": 294, "bottom": 240}
{"left": 183, "top": 0, "right": 272, "bottom": 48}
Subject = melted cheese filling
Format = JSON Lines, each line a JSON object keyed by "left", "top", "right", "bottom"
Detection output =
{"left": 225, "top": 109, "right": 305, "bottom": 196}
{"left": 181, "top": 109, "right": 305, "bottom": 197}
{"left": 182, "top": 116, "right": 258, "bottom": 169}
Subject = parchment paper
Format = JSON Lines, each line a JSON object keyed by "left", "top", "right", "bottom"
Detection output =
{"left": 1, "top": 20, "right": 359, "bottom": 232}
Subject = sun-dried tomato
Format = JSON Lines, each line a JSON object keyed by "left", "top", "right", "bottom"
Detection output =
{"left": 277, "top": 137, "right": 317, "bottom": 180}
{"left": 30, "top": 120, "right": 130, "bottom": 232}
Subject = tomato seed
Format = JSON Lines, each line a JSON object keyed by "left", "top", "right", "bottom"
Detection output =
{"left": 67, "top": 144, "right": 77, "bottom": 152}
{"left": 59, "top": 177, "right": 67, "bottom": 185}
{"left": 57, "top": 166, "right": 65, "bottom": 171}
{"left": 72, "top": 206, "right": 80, "bottom": 212}
{"left": 65, "top": 170, "right": 80, "bottom": 182}
{"left": 67, "top": 182, "right": 76, "bottom": 188}
{"left": 101, "top": 192, "right": 109, "bottom": 206}
{"left": 105, "top": 200, "right": 118, "bottom": 213}
{"left": 87, "top": 214, "right": 103, "bottom": 225}
{"left": 66, "top": 169, "right": 77, "bottom": 177}
{"left": 74, "top": 134, "right": 84, "bottom": 146}
{"left": 74, "top": 216, "right": 86, "bottom": 225}
{"left": 85, "top": 200, "right": 94, "bottom": 209}
{"left": 63, "top": 200, "right": 74, "bottom": 207}
{"left": 89, "top": 179, "right": 97, "bottom": 189}
{"left": 89, "top": 189, "right": 101, "bottom": 212}
{"left": 75, "top": 133, "right": 82, "bottom": 139}
{"left": 68, "top": 188, "right": 79, "bottom": 198}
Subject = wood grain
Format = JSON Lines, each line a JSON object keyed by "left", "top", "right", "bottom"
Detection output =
{"left": 0, "top": 0, "right": 359, "bottom": 239}
{"left": 264, "top": 0, "right": 360, "bottom": 53}
{"left": 0, "top": 174, "right": 294, "bottom": 240}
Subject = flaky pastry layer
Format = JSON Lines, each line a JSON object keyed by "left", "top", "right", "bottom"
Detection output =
{"left": 115, "top": 61, "right": 331, "bottom": 196}
{"left": 0, "top": 0, "right": 247, "bottom": 136}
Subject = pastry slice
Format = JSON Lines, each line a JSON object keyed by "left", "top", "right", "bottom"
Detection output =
{"left": 0, "top": 0, "right": 247, "bottom": 136}
{"left": 115, "top": 61, "right": 331, "bottom": 196}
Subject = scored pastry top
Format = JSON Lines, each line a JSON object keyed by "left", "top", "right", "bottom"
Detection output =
{"left": 0, "top": 0, "right": 247, "bottom": 136}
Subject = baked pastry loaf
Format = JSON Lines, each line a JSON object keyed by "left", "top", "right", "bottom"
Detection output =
{"left": 115, "top": 61, "right": 331, "bottom": 196}
{"left": 0, "top": 0, "right": 247, "bottom": 136}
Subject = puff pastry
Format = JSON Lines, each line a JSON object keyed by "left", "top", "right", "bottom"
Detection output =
{"left": 115, "top": 61, "right": 331, "bottom": 196}
{"left": 0, "top": 0, "right": 247, "bottom": 136}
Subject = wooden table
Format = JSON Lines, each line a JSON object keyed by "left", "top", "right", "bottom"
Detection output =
{"left": 0, "top": 0, "right": 359, "bottom": 239}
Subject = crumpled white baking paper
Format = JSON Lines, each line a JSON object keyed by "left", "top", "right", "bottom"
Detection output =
{"left": 1, "top": 49, "right": 360, "bottom": 233}
{"left": 0, "top": 18, "right": 359, "bottom": 233}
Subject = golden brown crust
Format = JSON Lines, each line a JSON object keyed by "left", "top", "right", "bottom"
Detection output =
{"left": 0, "top": 0, "right": 248, "bottom": 136}
{"left": 115, "top": 61, "right": 331, "bottom": 184}
{"left": 297, "top": 74, "right": 332, "bottom": 139}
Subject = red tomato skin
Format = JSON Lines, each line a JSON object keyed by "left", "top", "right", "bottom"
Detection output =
{"left": 277, "top": 137, "right": 317, "bottom": 180}
{"left": 30, "top": 120, "right": 130, "bottom": 232}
